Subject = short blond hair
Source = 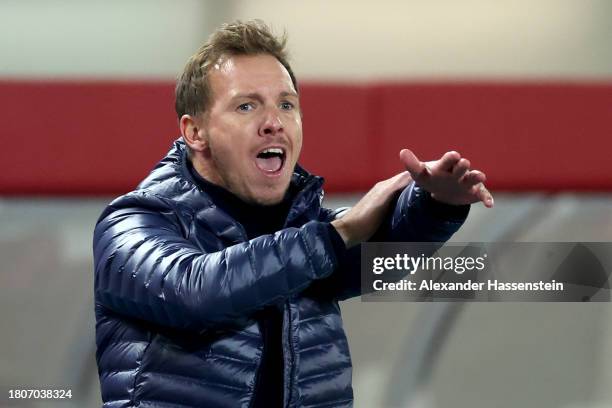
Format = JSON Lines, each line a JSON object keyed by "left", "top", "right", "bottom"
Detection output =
{"left": 175, "top": 20, "right": 297, "bottom": 119}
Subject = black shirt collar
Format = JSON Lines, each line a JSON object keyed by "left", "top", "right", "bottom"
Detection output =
{"left": 186, "top": 157, "right": 295, "bottom": 238}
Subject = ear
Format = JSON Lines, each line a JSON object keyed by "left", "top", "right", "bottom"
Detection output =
{"left": 180, "top": 114, "right": 208, "bottom": 153}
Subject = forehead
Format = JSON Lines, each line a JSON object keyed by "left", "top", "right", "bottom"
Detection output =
{"left": 208, "top": 54, "right": 296, "bottom": 100}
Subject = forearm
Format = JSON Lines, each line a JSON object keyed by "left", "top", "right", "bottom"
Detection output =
{"left": 94, "top": 204, "right": 339, "bottom": 331}
{"left": 315, "top": 182, "right": 470, "bottom": 301}
{"left": 380, "top": 182, "right": 469, "bottom": 243}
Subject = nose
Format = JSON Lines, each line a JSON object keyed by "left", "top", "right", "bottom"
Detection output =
{"left": 259, "top": 108, "right": 284, "bottom": 137}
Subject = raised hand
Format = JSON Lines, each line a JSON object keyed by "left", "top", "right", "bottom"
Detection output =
{"left": 399, "top": 149, "right": 494, "bottom": 208}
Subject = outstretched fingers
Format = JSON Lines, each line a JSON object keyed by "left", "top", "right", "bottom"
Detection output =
{"left": 452, "top": 158, "right": 471, "bottom": 179}
{"left": 398, "top": 148, "right": 494, "bottom": 208}
{"left": 461, "top": 170, "right": 486, "bottom": 186}
{"left": 471, "top": 182, "right": 494, "bottom": 208}
{"left": 399, "top": 149, "right": 428, "bottom": 180}
{"left": 438, "top": 151, "right": 461, "bottom": 172}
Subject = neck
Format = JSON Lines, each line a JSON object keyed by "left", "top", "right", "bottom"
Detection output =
{"left": 186, "top": 156, "right": 293, "bottom": 238}
{"left": 190, "top": 152, "right": 224, "bottom": 188}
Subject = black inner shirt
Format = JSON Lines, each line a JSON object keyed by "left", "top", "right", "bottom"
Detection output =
{"left": 188, "top": 159, "right": 291, "bottom": 407}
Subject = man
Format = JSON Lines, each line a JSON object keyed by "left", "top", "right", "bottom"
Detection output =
{"left": 93, "top": 20, "right": 493, "bottom": 408}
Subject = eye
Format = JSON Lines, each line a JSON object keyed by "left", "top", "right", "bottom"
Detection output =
{"left": 280, "top": 101, "right": 294, "bottom": 110}
{"left": 237, "top": 102, "right": 254, "bottom": 112}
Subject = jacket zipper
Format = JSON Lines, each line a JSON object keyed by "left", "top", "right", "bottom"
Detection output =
{"left": 281, "top": 177, "right": 319, "bottom": 407}
{"left": 283, "top": 300, "right": 295, "bottom": 408}
{"left": 248, "top": 321, "right": 265, "bottom": 408}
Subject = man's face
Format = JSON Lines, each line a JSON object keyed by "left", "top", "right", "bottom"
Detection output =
{"left": 197, "top": 53, "right": 302, "bottom": 206}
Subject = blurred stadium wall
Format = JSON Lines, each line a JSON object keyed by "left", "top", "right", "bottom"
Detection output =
{"left": 0, "top": 1, "right": 611, "bottom": 407}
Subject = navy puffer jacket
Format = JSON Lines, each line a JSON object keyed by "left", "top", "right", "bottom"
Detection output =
{"left": 93, "top": 139, "right": 467, "bottom": 407}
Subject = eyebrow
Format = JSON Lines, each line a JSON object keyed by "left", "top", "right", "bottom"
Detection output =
{"left": 232, "top": 91, "right": 299, "bottom": 101}
{"left": 280, "top": 91, "right": 299, "bottom": 98}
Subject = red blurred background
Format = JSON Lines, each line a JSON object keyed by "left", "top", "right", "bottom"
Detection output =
{"left": 2, "top": 80, "right": 611, "bottom": 195}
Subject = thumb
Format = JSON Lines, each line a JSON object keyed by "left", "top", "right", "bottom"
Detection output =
{"left": 399, "top": 149, "right": 427, "bottom": 179}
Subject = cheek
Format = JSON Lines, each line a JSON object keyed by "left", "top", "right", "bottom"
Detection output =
{"left": 208, "top": 127, "right": 247, "bottom": 162}
{"left": 294, "top": 136, "right": 303, "bottom": 160}
{"left": 294, "top": 132, "right": 303, "bottom": 160}
{"left": 208, "top": 139, "right": 248, "bottom": 176}
{"left": 291, "top": 117, "right": 303, "bottom": 157}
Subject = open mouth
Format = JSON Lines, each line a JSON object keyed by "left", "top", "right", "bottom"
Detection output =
{"left": 255, "top": 147, "right": 286, "bottom": 174}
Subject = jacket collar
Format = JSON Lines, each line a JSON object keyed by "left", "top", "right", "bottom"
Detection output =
{"left": 138, "top": 138, "right": 325, "bottom": 243}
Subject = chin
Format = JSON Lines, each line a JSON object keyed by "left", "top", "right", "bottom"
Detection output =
{"left": 247, "top": 185, "right": 288, "bottom": 206}
{"left": 251, "top": 193, "right": 285, "bottom": 206}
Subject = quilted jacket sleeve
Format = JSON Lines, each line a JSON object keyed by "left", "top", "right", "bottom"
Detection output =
{"left": 93, "top": 191, "right": 339, "bottom": 331}
{"left": 312, "top": 181, "right": 469, "bottom": 300}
